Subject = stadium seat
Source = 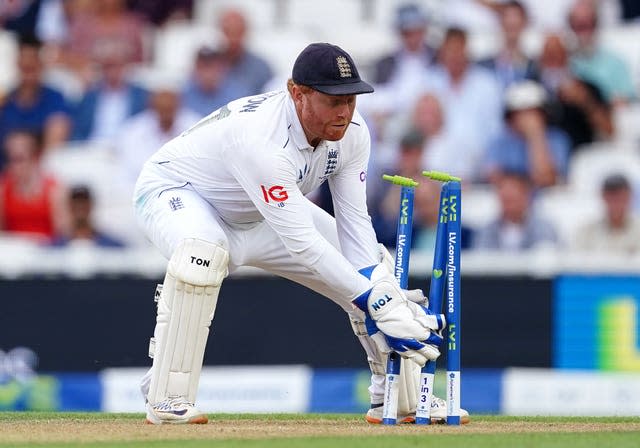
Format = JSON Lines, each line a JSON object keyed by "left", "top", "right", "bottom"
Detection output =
{"left": 326, "top": 24, "right": 396, "bottom": 71}
{"left": 248, "top": 27, "right": 318, "bottom": 80}
{"left": 600, "top": 24, "right": 640, "bottom": 93}
{"left": 568, "top": 142, "right": 640, "bottom": 195}
{"left": 613, "top": 101, "right": 640, "bottom": 144}
{"left": 0, "top": 30, "right": 17, "bottom": 95}
{"left": 151, "top": 22, "right": 221, "bottom": 83}
{"left": 461, "top": 184, "right": 500, "bottom": 229}
{"left": 534, "top": 185, "right": 601, "bottom": 247}
{"left": 42, "top": 142, "right": 146, "bottom": 246}
{"left": 285, "top": 0, "right": 365, "bottom": 31}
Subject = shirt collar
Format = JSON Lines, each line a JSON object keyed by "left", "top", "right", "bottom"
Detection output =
{"left": 286, "top": 94, "right": 314, "bottom": 151}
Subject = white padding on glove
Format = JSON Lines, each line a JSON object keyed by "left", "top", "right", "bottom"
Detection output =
{"left": 353, "top": 264, "right": 445, "bottom": 366}
{"left": 367, "top": 265, "right": 441, "bottom": 340}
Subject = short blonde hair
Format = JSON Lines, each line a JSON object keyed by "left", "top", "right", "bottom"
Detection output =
{"left": 287, "top": 78, "right": 313, "bottom": 96}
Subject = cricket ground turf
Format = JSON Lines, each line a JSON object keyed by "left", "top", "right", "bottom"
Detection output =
{"left": 1, "top": 413, "right": 639, "bottom": 447}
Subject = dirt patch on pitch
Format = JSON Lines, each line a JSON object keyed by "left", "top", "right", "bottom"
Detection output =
{"left": 2, "top": 417, "right": 640, "bottom": 444}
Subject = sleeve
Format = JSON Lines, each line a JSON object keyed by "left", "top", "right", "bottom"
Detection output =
{"left": 608, "top": 53, "right": 636, "bottom": 100}
{"left": 328, "top": 120, "right": 380, "bottom": 270}
{"left": 225, "top": 137, "right": 372, "bottom": 302}
{"left": 482, "top": 135, "right": 504, "bottom": 175}
{"left": 46, "top": 88, "right": 71, "bottom": 116}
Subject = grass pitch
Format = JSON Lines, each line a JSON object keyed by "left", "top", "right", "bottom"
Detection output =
{"left": 1, "top": 412, "right": 639, "bottom": 448}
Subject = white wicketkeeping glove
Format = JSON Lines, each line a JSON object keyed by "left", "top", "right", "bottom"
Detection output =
{"left": 404, "top": 288, "right": 429, "bottom": 307}
{"left": 352, "top": 264, "right": 445, "bottom": 366}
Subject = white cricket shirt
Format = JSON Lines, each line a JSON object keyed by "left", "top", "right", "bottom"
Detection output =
{"left": 137, "top": 90, "right": 379, "bottom": 300}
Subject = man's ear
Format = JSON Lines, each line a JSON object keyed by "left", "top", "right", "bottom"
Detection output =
{"left": 292, "top": 85, "right": 304, "bottom": 102}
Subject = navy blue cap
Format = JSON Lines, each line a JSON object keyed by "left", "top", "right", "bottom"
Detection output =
{"left": 292, "top": 43, "right": 374, "bottom": 95}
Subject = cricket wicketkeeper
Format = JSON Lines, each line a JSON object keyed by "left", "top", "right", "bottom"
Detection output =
{"left": 133, "top": 42, "right": 469, "bottom": 424}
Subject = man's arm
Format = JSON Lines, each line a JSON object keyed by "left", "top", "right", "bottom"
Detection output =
{"left": 225, "top": 139, "right": 372, "bottom": 305}
{"left": 328, "top": 117, "right": 380, "bottom": 270}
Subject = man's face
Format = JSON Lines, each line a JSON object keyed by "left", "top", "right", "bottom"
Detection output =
{"left": 569, "top": 1, "right": 597, "bottom": 48}
{"left": 5, "top": 132, "right": 38, "bottom": 179}
{"left": 295, "top": 87, "right": 356, "bottom": 144}
{"left": 18, "top": 46, "right": 42, "bottom": 87}
{"left": 413, "top": 94, "right": 443, "bottom": 136}
{"left": 439, "top": 35, "right": 467, "bottom": 79}
{"left": 498, "top": 175, "right": 530, "bottom": 223}
{"left": 603, "top": 188, "right": 631, "bottom": 226}
{"left": 501, "top": 5, "right": 526, "bottom": 45}
{"left": 151, "top": 90, "right": 179, "bottom": 129}
{"left": 401, "top": 27, "right": 426, "bottom": 52}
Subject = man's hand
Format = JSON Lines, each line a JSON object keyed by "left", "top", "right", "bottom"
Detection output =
{"left": 353, "top": 264, "right": 445, "bottom": 366}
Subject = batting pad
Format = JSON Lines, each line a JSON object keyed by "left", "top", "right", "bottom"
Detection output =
{"left": 148, "top": 238, "right": 228, "bottom": 405}
{"left": 349, "top": 313, "right": 419, "bottom": 413}
{"left": 349, "top": 314, "right": 386, "bottom": 376}
{"left": 398, "top": 357, "right": 420, "bottom": 415}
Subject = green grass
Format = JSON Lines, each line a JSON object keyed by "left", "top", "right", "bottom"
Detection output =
{"left": 1, "top": 413, "right": 639, "bottom": 448}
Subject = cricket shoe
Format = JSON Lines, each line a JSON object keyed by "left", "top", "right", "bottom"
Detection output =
{"left": 145, "top": 397, "right": 208, "bottom": 424}
{"left": 423, "top": 395, "right": 471, "bottom": 424}
{"left": 365, "top": 396, "right": 470, "bottom": 424}
{"left": 365, "top": 403, "right": 415, "bottom": 424}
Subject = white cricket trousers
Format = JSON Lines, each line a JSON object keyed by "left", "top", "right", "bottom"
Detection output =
{"left": 134, "top": 182, "right": 357, "bottom": 312}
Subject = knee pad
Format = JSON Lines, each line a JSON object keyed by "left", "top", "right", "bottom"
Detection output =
{"left": 148, "top": 238, "right": 229, "bottom": 405}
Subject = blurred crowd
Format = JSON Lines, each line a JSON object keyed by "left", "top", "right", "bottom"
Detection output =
{"left": 0, "top": 0, "right": 639, "bottom": 259}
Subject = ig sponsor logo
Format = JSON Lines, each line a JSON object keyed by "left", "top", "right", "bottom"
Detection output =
{"left": 261, "top": 185, "right": 289, "bottom": 205}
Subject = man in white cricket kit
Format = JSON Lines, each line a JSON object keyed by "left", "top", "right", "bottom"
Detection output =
{"left": 134, "top": 43, "right": 465, "bottom": 425}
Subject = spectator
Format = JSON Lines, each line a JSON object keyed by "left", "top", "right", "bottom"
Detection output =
{"left": 370, "top": 127, "right": 475, "bottom": 252}
{"left": 115, "top": 76, "right": 200, "bottom": 185}
{"left": 128, "top": 0, "right": 193, "bottom": 26}
{"left": 412, "top": 92, "right": 480, "bottom": 182}
{"left": 412, "top": 177, "right": 451, "bottom": 254}
{"left": 71, "top": 38, "right": 148, "bottom": 141}
{"left": 572, "top": 173, "right": 640, "bottom": 253}
{"left": 518, "top": 0, "right": 619, "bottom": 31}
{"left": 371, "top": 129, "right": 430, "bottom": 248}
{"left": 0, "top": 34, "right": 71, "bottom": 167}
{"left": 361, "top": 3, "right": 436, "bottom": 134}
{"left": 0, "top": 0, "right": 41, "bottom": 36}
{"left": 555, "top": 78, "right": 613, "bottom": 148}
{"left": 426, "top": 27, "right": 503, "bottom": 178}
{"left": 372, "top": 3, "right": 435, "bottom": 85}
{"left": 479, "top": 1, "right": 537, "bottom": 90}
{"left": 51, "top": 184, "right": 125, "bottom": 247}
{"left": 62, "top": 0, "right": 148, "bottom": 86}
{"left": 484, "top": 80, "right": 571, "bottom": 188}
{"left": 0, "top": 129, "right": 67, "bottom": 242}
{"left": 35, "top": 0, "right": 72, "bottom": 49}
{"left": 414, "top": 175, "right": 475, "bottom": 252}
{"left": 534, "top": 33, "right": 573, "bottom": 96}
{"left": 567, "top": 0, "right": 635, "bottom": 105}
{"left": 534, "top": 33, "right": 614, "bottom": 149}
{"left": 217, "top": 8, "right": 273, "bottom": 97}
{"left": 36, "top": 0, "right": 94, "bottom": 68}
{"left": 181, "top": 45, "right": 245, "bottom": 118}
{"left": 474, "top": 170, "right": 558, "bottom": 250}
